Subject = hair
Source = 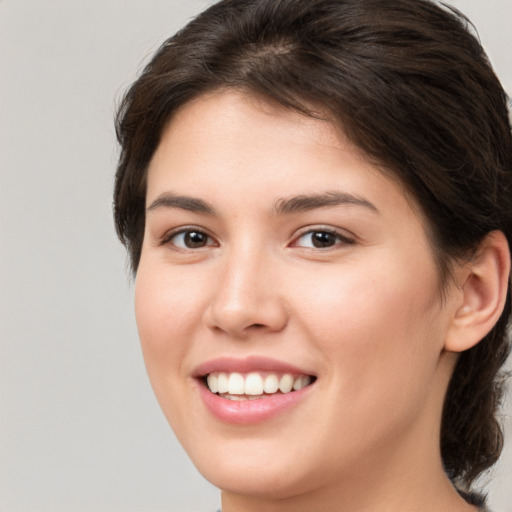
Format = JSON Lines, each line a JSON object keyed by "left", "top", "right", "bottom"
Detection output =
{"left": 114, "top": 0, "right": 512, "bottom": 490}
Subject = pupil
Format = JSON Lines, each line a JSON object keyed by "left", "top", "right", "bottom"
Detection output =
{"left": 185, "top": 231, "right": 206, "bottom": 248}
{"left": 312, "top": 231, "right": 335, "bottom": 248}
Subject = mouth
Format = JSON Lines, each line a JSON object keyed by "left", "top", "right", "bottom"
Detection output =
{"left": 193, "top": 356, "right": 317, "bottom": 422}
{"left": 202, "top": 371, "right": 316, "bottom": 401}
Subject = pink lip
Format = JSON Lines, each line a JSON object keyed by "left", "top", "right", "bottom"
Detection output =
{"left": 193, "top": 355, "right": 314, "bottom": 377}
{"left": 193, "top": 356, "right": 316, "bottom": 424}
{"left": 196, "top": 380, "right": 313, "bottom": 424}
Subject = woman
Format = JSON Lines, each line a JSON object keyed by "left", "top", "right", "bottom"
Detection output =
{"left": 113, "top": 0, "right": 512, "bottom": 510}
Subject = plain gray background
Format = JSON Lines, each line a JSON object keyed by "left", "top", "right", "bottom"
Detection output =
{"left": 0, "top": 1, "right": 510, "bottom": 511}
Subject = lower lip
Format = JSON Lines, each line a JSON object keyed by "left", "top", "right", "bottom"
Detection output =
{"left": 196, "top": 381, "right": 313, "bottom": 424}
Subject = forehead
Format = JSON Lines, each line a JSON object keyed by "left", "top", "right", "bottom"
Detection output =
{"left": 149, "top": 91, "right": 385, "bottom": 192}
{"left": 154, "top": 90, "right": 349, "bottom": 164}
{"left": 147, "top": 90, "right": 423, "bottom": 223}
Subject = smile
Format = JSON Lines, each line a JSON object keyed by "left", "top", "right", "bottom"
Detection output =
{"left": 206, "top": 371, "right": 314, "bottom": 400}
{"left": 194, "top": 357, "right": 317, "bottom": 423}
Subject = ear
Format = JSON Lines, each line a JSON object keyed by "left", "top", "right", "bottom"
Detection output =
{"left": 444, "top": 230, "right": 511, "bottom": 353}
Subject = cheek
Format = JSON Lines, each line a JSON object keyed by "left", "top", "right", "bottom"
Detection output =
{"left": 292, "top": 256, "right": 443, "bottom": 386}
{"left": 287, "top": 260, "right": 446, "bottom": 465}
{"left": 134, "top": 264, "right": 203, "bottom": 375}
{"left": 133, "top": 263, "right": 210, "bottom": 434}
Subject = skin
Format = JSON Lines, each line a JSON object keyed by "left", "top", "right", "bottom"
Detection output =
{"left": 135, "top": 90, "right": 482, "bottom": 512}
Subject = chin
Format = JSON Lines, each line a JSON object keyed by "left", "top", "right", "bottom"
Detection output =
{"left": 197, "top": 456, "right": 315, "bottom": 500}
{"left": 181, "top": 430, "right": 335, "bottom": 501}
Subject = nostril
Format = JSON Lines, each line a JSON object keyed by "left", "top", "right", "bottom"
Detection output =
{"left": 205, "top": 291, "right": 289, "bottom": 336}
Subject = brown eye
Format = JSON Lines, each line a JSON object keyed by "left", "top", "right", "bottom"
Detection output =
{"left": 293, "top": 229, "right": 354, "bottom": 249}
{"left": 310, "top": 231, "right": 337, "bottom": 248}
{"left": 184, "top": 231, "right": 208, "bottom": 248}
{"left": 169, "top": 230, "right": 215, "bottom": 249}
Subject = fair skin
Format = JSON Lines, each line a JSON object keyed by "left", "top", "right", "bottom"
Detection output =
{"left": 135, "top": 90, "right": 508, "bottom": 512}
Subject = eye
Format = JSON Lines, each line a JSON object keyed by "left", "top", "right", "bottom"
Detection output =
{"left": 292, "top": 229, "right": 354, "bottom": 249}
{"left": 165, "top": 229, "right": 216, "bottom": 249}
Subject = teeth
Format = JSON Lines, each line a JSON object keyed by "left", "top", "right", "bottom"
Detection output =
{"left": 228, "top": 372, "right": 245, "bottom": 395}
{"left": 205, "top": 371, "right": 313, "bottom": 398}
{"left": 223, "top": 394, "right": 264, "bottom": 401}
{"left": 279, "top": 374, "right": 294, "bottom": 393}
{"left": 293, "top": 375, "right": 311, "bottom": 391}
{"left": 207, "top": 374, "right": 218, "bottom": 393}
{"left": 245, "top": 372, "right": 264, "bottom": 395}
{"left": 263, "top": 374, "right": 279, "bottom": 394}
{"left": 224, "top": 394, "right": 246, "bottom": 401}
{"left": 217, "top": 372, "right": 228, "bottom": 393}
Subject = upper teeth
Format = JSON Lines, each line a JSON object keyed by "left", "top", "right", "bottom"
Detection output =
{"left": 206, "top": 372, "right": 312, "bottom": 396}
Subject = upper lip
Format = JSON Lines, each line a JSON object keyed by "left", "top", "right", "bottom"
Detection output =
{"left": 193, "top": 356, "right": 315, "bottom": 378}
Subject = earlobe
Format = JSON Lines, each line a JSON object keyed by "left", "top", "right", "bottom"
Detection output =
{"left": 444, "top": 230, "right": 511, "bottom": 353}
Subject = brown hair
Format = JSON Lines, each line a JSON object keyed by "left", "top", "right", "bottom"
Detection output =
{"left": 114, "top": 0, "right": 512, "bottom": 488}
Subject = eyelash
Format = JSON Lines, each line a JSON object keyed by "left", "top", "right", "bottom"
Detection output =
{"left": 159, "top": 226, "right": 355, "bottom": 251}
{"left": 159, "top": 227, "right": 217, "bottom": 250}
{"left": 291, "top": 227, "right": 355, "bottom": 250}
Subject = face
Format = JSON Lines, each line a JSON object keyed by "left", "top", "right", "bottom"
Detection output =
{"left": 135, "top": 91, "right": 458, "bottom": 502}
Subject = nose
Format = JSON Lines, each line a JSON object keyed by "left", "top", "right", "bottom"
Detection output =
{"left": 203, "top": 247, "right": 288, "bottom": 338}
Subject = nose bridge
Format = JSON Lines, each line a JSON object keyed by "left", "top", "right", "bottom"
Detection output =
{"left": 206, "top": 236, "right": 287, "bottom": 336}
{"left": 222, "top": 240, "right": 262, "bottom": 304}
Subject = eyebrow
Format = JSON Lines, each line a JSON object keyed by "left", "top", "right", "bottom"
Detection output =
{"left": 147, "top": 193, "right": 216, "bottom": 215}
{"left": 274, "top": 191, "right": 379, "bottom": 215}
{"left": 146, "top": 190, "right": 379, "bottom": 216}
